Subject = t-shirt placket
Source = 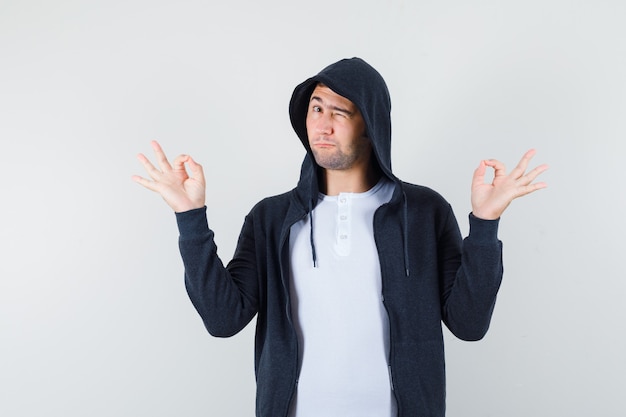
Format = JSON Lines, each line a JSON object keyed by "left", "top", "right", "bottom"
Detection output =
{"left": 336, "top": 193, "right": 352, "bottom": 257}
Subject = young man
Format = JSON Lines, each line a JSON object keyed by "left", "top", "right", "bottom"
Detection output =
{"left": 133, "top": 57, "right": 548, "bottom": 417}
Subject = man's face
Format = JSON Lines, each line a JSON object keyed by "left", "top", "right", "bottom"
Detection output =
{"left": 306, "top": 84, "right": 371, "bottom": 171}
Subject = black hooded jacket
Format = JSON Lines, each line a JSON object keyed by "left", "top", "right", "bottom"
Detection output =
{"left": 176, "top": 57, "right": 503, "bottom": 416}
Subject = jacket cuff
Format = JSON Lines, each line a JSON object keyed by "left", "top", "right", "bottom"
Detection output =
{"left": 468, "top": 212, "right": 500, "bottom": 243}
{"left": 175, "top": 206, "right": 209, "bottom": 238}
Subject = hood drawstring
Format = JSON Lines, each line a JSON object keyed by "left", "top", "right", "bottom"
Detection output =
{"left": 402, "top": 190, "right": 410, "bottom": 277}
{"left": 306, "top": 182, "right": 406, "bottom": 274}
{"left": 309, "top": 200, "right": 318, "bottom": 268}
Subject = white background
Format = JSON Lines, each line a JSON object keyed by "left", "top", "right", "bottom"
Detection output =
{"left": 1, "top": 0, "right": 624, "bottom": 416}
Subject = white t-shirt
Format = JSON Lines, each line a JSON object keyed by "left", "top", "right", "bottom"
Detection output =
{"left": 288, "top": 179, "right": 397, "bottom": 417}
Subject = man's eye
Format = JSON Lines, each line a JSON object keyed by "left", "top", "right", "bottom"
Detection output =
{"left": 312, "top": 106, "right": 321, "bottom": 112}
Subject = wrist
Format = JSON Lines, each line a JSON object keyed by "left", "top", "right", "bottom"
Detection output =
{"left": 173, "top": 203, "right": 205, "bottom": 213}
{"left": 471, "top": 210, "right": 499, "bottom": 221}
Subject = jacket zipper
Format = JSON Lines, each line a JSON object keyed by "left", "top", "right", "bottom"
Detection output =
{"left": 279, "top": 212, "right": 307, "bottom": 417}
{"left": 374, "top": 202, "right": 401, "bottom": 416}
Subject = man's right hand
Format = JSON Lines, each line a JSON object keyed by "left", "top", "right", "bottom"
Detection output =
{"left": 132, "top": 140, "right": 206, "bottom": 213}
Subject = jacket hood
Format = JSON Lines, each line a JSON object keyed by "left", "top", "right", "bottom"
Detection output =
{"left": 288, "top": 58, "right": 411, "bottom": 275}
{"left": 289, "top": 57, "right": 395, "bottom": 190}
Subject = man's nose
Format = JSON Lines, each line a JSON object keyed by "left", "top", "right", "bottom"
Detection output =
{"left": 315, "top": 114, "right": 333, "bottom": 135}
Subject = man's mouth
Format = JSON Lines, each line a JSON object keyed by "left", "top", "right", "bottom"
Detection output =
{"left": 312, "top": 139, "right": 336, "bottom": 148}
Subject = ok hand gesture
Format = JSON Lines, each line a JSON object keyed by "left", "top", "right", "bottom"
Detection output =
{"left": 132, "top": 141, "right": 206, "bottom": 213}
{"left": 471, "top": 149, "right": 548, "bottom": 220}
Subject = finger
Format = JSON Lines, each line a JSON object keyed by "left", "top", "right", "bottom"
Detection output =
{"left": 516, "top": 180, "right": 548, "bottom": 198}
{"left": 131, "top": 174, "right": 158, "bottom": 192}
{"left": 518, "top": 163, "right": 549, "bottom": 186}
{"left": 172, "top": 154, "right": 191, "bottom": 173}
{"left": 510, "top": 149, "right": 536, "bottom": 179}
{"left": 136, "top": 152, "right": 162, "bottom": 179}
{"left": 151, "top": 140, "right": 173, "bottom": 172}
{"left": 484, "top": 159, "right": 507, "bottom": 178}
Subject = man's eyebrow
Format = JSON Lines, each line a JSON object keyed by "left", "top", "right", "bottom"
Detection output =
{"left": 310, "top": 96, "right": 354, "bottom": 116}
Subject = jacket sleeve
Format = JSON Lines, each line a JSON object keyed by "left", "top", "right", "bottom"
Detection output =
{"left": 440, "top": 210, "right": 503, "bottom": 341}
{"left": 176, "top": 207, "right": 259, "bottom": 337}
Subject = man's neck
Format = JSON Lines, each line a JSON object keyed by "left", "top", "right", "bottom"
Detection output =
{"left": 319, "top": 164, "right": 382, "bottom": 196}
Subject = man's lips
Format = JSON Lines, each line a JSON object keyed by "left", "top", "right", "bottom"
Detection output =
{"left": 312, "top": 141, "right": 335, "bottom": 148}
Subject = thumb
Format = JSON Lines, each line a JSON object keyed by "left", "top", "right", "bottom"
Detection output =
{"left": 472, "top": 160, "right": 487, "bottom": 188}
{"left": 187, "top": 156, "right": 206, "bottom": 185}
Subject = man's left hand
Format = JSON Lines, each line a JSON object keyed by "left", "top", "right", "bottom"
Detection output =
{"left": 471, "top": 149, "right": 549, "bottom": 220}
